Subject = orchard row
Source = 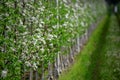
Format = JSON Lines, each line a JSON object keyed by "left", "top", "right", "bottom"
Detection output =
{"left": 0, "top": 0, "right": 106, "bottom": 79}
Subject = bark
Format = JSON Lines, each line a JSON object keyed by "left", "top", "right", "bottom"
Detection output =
{"left": 29, "top": 69, "right": 33, "bottom": 80}
{"left": 35, "top": 71, "right": 39, "bottom": 80}
{"left": 41, "top": 63, "right": 45, "bottom": 80}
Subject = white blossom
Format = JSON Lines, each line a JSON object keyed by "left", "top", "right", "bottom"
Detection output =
{"left": 81, "top": 21, "right": 85, "bottom": 27}
{"left": 47, "top": 34, "right": 54, "bottom": 41}
{"left": 1, "top": 70, "right": 8, "bottom": 78}
{"left": 65, "top": 13, "right": 69, "bottom": 19}
{"left": 33, "top": 62, "right": 37, "bottom": 70}
{"left": 25, "top": 61, "right": 31, "bottom": 67}
{"left": 49, "top": 43, "right": 53, "bottom": 47}
{"left": 52, "top": 25, "right": 57, "bottom": 29}
{"left": 40, "top": 47, "right": 45, "bottom": 53}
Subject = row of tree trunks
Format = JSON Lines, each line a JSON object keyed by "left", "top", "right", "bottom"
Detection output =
{"left": 52, "top": 20, "right": 99, "bottom": 80}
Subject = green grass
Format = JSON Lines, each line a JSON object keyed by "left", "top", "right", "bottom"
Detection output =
{"left": 100, "top": 15, "right": 120, "bottom": 80}
{"left": 59, "top": 15, "right": 111, "bottom": 80}
{"left": 59, "top": 14, "right": 120, "bottom": 80}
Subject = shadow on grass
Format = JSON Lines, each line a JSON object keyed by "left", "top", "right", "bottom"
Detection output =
{"left": 85, "top": 15, "right": 111, "bottom": 80}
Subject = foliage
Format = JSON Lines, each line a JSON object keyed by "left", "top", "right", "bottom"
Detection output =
{"left": 0, "top": 0, "right": 106, "bottom": 79}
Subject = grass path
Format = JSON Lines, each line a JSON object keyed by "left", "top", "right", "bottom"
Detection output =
{"left": 59, "top": 14, "right": 120, "bottom": 80}
{"left": 100, "top": 15, "right": 120, "bottom": 80}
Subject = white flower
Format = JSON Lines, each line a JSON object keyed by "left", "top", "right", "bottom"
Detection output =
{"left": 31, "top": 17, "right": 36, "bottom": 21}
{"left": 10, "top": 47, "right": 16, "bottom": 52}
{"left": 48, "top": 34, "right": 54, "bottom": 40}
{"left": 19, "top": 19, "right": 23, "bottom": 25}
{"left": 40, "top": 38, "right": 46, "bottom": 44}
{"left": 22, "top": 42, "right": 26, "bottom": 45}
{"left": 21, "top": 53, "right": 26, "bottom": 59}
{"left": 63, "top": 22, "right": 68, "bottom": 27}
{"left": 40, "top": 19, "right": 45, "bottom": 24}
{"left": 1, "top": 70, "right": 8, "bottom": 78}
{"left": 53, "top": 35, "right": 57, "bottom": 38}
{"left": 65, "top": 13, "right": 69, "bottom": 19}
{"left": 25, "top": 61, "right": 31, "bottom": 67}
{"left": 63, "top": 0, "right": 67, "bottom": 4}
{"left": 33, "top": 39, "right": 37, "bottom": 46}
{"left": 49, "top": 43, "right": 53, "bottom": 47}
{"left": 52, "top": 25, "right": 57, "bottom": 29}
{"left": 81, "top": 21, "right": 85, "bottom": 27}
{"left": 75, "top": 3, "right": 79, "bottom": 8}
{"left": 23, "top": 32, "right": 28, "bottom": 35}
{"left": 33, "top": 62, "right": 37, "bottom": 70}
{"left": 23, "top": 9, "right": 26, "bottom": 16}
{"left": 38, "top": 1, "right": 42, "bottom": 5}
{"left": 33, "top": 56, "right": 36, "bottom": 60}
{"left": 23, "top": 25, "right": 27, "bottom": 28}
{"left": 41, "top": 47, "right": 45, "bottom": 53}
{"left": 40, "top": 6, "right": 45, "bottom": 12}
{"left": 39, "top": 23, "right": 43, "bottom": 28}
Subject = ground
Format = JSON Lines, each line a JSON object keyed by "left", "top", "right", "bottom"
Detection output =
{"left": 59, "top": 14, "right": 120, "bottom": 80}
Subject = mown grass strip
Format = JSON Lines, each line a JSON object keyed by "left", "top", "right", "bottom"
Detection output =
{"left": 85, "top": 15, "right": 111, "bottom": 80}
{"left": 100, "top": 15, "right": 120, "bottom": 80}
{"left": 59, "top": 15, "right": 110, "bottom": 80}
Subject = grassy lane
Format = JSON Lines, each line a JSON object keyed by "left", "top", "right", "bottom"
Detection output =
{"left": 59, "top": 15, "right": 120, "bottom": 80}
{"left": 59, "top": 14, "right": 120, "bottom": 80}
{"left": 84, "top": 15, "right": 111, "bottom": 80}
{"left": 59, "top": 15, "right": 111, "bottom": 80}
{"left": 100, "top": 15, "right": 120, "bottom": 80}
